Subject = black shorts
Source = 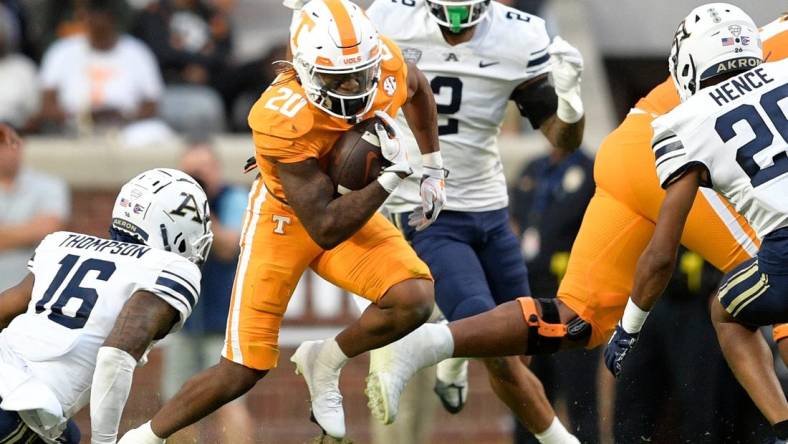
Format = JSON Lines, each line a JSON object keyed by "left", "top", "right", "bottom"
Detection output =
{"left": 718, "top": 227, "right": 788, "bottom": 326}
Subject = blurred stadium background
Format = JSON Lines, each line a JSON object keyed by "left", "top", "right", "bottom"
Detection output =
{"left": 1, "top": 0, "right": 786, "bottom": 442}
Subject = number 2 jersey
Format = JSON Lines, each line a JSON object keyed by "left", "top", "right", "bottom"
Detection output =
{"left": 653, "top": 59, "right": 788, "bottom": 240}
{"left": 0, "top": 231, "right": 200, "bottom": 437}
{"left": 368, "top": 0, "right": 554, "bottom": 212}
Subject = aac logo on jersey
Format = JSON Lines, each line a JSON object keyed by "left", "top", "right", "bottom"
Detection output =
{"left": 383, "top": 76, "right": 397, "bottom": 97}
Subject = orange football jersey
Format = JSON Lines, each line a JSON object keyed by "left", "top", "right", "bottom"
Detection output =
{"left": 247, "top": 35, "right": 409, "bottom": 202}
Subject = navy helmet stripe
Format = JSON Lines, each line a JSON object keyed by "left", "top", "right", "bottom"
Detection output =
{"left": 155, "top": 276, "right": 196, "bottom": 308}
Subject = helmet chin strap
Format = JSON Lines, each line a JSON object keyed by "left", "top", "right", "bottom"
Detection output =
{"left": 446, "top": 5, "right": 469, "bottom": 33}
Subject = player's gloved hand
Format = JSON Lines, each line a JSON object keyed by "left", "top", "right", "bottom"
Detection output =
{"left": 548, "top": 36, "right": 584, "bottom": 123}
{"left": 374, "top": 110, "right": 413, "bottom": 193}
{"left": 117, "top": 422, "right": 165, "bottom": 444}
{"left": 604, "top": 323, "right": 639, "bottom": 377}
{"left": 408, "top": 153, "right": 446, "bottom": 231}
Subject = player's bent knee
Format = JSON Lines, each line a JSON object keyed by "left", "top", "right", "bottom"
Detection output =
{"left": 382, "top": 278, "right": 435, "bottom": 325}
{"left": 517, "top": 297, "right": 591, "bottom": 354}
{"left": 214, "top": 358, "right": 268, "bottom": 393}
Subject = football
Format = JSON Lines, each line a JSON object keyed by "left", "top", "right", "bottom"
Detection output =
{"left": 327, "top": 117, "right": 391, "bottom": 194}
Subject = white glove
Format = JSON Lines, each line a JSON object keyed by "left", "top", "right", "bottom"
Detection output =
{"left": 374, "top": 111, "right": 413, "bottom": 193}
{"left": 548, "top": 36, "right": 584, "bottom": 123}
{"left": 117, "top": 422, "right": 165, "bottom": 444}
{"left": 408, "top": 153, "right": 446, "bottom": 231}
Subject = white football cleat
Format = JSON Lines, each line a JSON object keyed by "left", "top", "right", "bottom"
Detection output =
{"left": 365, "top": 324, "right": 449, "bottom": 424}
{"left": 291, "top": 340, "right": 346, "bottom": 439}
{"left": 434, "top": 357, "right": 468, "bottom": 414}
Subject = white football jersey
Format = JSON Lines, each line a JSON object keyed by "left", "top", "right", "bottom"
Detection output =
{"left": 0, "top": 231, "right": 200, "bottom": 430}
{"left": 653, "top": 59, "right": 788, "bottom": 239}
{"left": 367, "top": 0, "right": 552, "bottom": 212}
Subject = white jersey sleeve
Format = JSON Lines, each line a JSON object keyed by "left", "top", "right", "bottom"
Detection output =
{"left": 139, "top": 256, "right": 201, "bottom": 332}
{"left": 652, "top": 121, "right": 710, "bottom": 189}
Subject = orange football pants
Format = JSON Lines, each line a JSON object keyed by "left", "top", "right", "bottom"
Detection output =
{"left": 556, "top": 112, "right": 760, "bottom": 348}
{"left": 222, "top": 179, "right": 432, "bottom": 370}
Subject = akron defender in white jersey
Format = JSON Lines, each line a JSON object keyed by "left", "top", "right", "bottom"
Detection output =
{"left": 605, "top": 4, "right": 788, "bottom": 437}
{"left": 653, "top": 59, "right": 788, "bottom": 238}
{"left": 0, "top": 169, "right": 211, "bottom": 444}
{"left": 369, "top": 0, "right": 559, "bottom": 212}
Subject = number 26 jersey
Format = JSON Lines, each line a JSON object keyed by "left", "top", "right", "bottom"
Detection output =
{"left": 653, "top": 59, "right": 788, "bottom": 239}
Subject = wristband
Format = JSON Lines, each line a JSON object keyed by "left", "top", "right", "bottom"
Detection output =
{"left": 422, "top": 152, "right": 443, "bottom": 170}
{"left": 621, "top": 297, "right": 649, "bottom": 334}
{"left": 377, "top": 171, "right": 403, "bottom": 193}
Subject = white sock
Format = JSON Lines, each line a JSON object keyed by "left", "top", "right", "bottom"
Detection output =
{"left": 534, "top": 417, "right": 580, "bottom": 444}
{"left": 424, "top": 323, "right": 454, "bottom": 365}
{"left": 319, "top": 337, "right": 349, "bottom": 371}
{"left": 402, "top": 323, "right": 454, "bottom": 372}
{"left": 436, "top": 357, "right": 467, "bottom": 384}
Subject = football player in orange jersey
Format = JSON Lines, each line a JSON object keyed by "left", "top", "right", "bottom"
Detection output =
{"left": 362, "top": 11, "right": 788, "bottom": 429}
{"left": 119, "top": 0, "right": 447, "bottom": 441}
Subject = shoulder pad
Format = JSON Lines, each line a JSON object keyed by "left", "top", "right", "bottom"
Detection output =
{"left": 248, "top": 81, "right": 314, "bottom": 140}
{"left": 380, "top": 35, "right": 405, "bottom": 73}
{"left": 484, "top": 4, "right": 549, "bottom": 69}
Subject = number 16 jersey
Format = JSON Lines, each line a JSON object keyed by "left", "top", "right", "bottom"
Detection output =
{"left": 0, "top": 231, "right": 200, "bottom": 424}
{"left": 653, "top": 59, "right": 788, "bottom": 239}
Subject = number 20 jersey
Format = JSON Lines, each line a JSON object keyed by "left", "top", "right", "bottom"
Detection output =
{"left": 653, "top": 59, "right": 788, "bottom": 239}
{"left": 0, "top": 231, "right": 200, "bottom": 420}
{"left": 367, "top": 0, "right": 553, "bottom": 212}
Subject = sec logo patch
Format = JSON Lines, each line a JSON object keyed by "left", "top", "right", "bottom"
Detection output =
{"left": 383, "top": 76, "right": 397, "bottom": 97}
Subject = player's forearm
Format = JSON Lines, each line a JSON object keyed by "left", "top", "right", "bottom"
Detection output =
{"left": 630, "top": 244, "right": 677, "bottom": 312}
{"left": 403, "top": 65, "right": 439, "bottom": 154}
{"left": 280, "top": 159, "right": 393, "bottom": 250}
{"left": 541, "top": 114, "right": 584, "bottom": 153}
{"left": 90, "top": 347, "right": 136, "bottom": 444}
{"left": 312, "top": 181, "right": 391, "bottom": 249}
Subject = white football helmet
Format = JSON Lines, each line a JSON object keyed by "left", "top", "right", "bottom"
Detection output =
{"left": 110, "top": 168, "right": 213, "bottom": 265}
{"left": 290, "top": 0, "right": 381, "bottom": 120}
{"left": 426, "top": 0, "right": 491, "bottom": 34}
{"left": 669, "top": 3, "right": 762, "bottom": 102}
